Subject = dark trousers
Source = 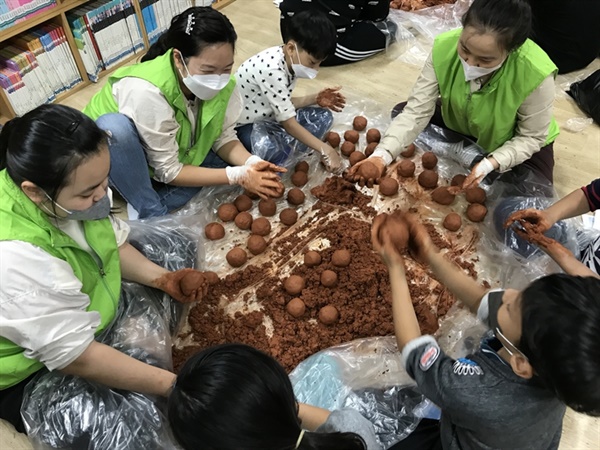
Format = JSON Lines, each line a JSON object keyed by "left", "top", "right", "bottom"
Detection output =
{"left": 389, "top": 419, "right": 443, "bottom": 450}
{"left": 392, "top": 101, "right": 555, "bottom": 184}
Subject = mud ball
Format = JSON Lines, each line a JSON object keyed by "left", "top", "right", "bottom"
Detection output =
{"left": 325, "top": 131, "right": 341, "bottom": 148}
{"left": 284, "top": 275, "right": 305, "bottom": 295}
{"left": 280, "top": 208, "right": 298, "bottom": 226}
{"left": 243, "top": 189, "right": 260, "bottom": 200}
{"left": 295, "top": 161, "right": 309, "bottom": 173}
{"left": 377, "top": 211, "right": 409, "bottom": 252}
{"left": 286, "top": 298, "right": 306, "bottom": 318}
{"left": 341, "top": 141, "right": 355, "bottom": 157}
{"left": 205, "top": 222, "right": 225, "bottom": 240}
{"left": 291, "top": 171, "right": 308, "bottom": 187}
{"left": 204, "top": 271, "right": 220, "bottom": 285}
{"left": 234, "top": 194, "right": 253, "bottom": 212}
{"left": 356, "top": 160, "right": 380, "bottom": 180}
{"left": 287, "top": 188, "right": 306, "bottom": 205}
{"left": 349, "top": 151, "right": 366, "bottom": 166}
{"left": 353, "top": 116, "right": 368, "bottom": 131}
{"left": 401, "top": 143, "right": 416, "bottom": 158}
{"left": 251, "top": 217, "right": 271, "bottom": 236}
{"left": 321, "top": 270, "right": 338, "bottom": 288}
{"left": 422, "top": 152, "right": 438, "bottom": 170}
{"left": 247, "top": 234, "right": 268, "bottom": 255}
{"left": 217, "top": 203, "right": 238, "bottom": 222}
{"left": 379, "top": 177, "right": 399, "bottom": 196}
{"left": 319, "top": 305, "right": 339, "bottom": 325}
{"left": 431, "top": 187, "right": 456, "bottom": 205}
{"left": 465, "top": 187, "right": 487, "bottom": 204}
{"left": 365, "top": 142, "right": 377, "bottom": 157}
{"left": 234, "top": 211, "right": 253, "bottom": 230}
{"left": 466, "top": 203, "right": 488, "bottom": 222}
{"left": 451, "top": 174, "right": 466, "bottom": 187}
{"left": 226, "top": 247, "right": 247, "bottom": 268}
{"left": 397, "top": 160, "right": 416, "bottom": 177}
{"left": 304, "top": 251, "right": 322, "bottom": 267}
{"left": 180, "top": 271, "right": 209, "bottom": 296}
{"left": 258, "top": 198, "right": 277, "bottom": 217}
{"left": 443, "top": 212, "right": 462, "bottom": 232}
{"left": 272, "top": 181, "right": 285, "bottom": 198}
{"left": 366, "top": 128, "right": 381, "bottom": 144}
{"left": 332, "top": 249, "right": 351, "bottom": 267}
{"left": 418, "top": 169, "right": 439, "bottom": 189}
{"left": 344, "top": 130, "right": 359, "bottom": 144}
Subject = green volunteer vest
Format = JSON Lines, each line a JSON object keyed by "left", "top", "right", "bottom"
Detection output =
{"left": 0, "top": 170, "right": 121, "bottom": 389}
{"left": 83, "top": 49, "right": 236, "bottom": 170}
{"left": 432, "top": 28, "right": 559, "bottom": 152}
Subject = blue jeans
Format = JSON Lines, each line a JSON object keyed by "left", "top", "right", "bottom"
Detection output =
{"left": 96, "top": 113, "right": 228, "bottom": 219}
{"left": 235, "top": 106, "right": 333, "bottom": 166}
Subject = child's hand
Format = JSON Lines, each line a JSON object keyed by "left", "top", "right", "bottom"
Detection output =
{"left": 153, "top": 269, "right": 219, "bottom": 303}
{"left": 405, "top": 214, "right": 437, "bottom": 264}
{"left": 345, "top": 157, "right": 385, "bottom": 187}
{"left": 371, "top": 214, "right": 406, "bottom": 270}
{"left": 316, "top": 86, "right": 346, "bottom": 112}
{"left": 504, "top": 208, "right": 553, "bottom": 234}
{"left": 320, "top": 143, "right": 343, "bottom": 173}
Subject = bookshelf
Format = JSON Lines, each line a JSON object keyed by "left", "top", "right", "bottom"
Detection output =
{"left": 0, "top": 0, "right": 234, "bottom": 123}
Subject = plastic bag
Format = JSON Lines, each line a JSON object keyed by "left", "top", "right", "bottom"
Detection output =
{"left": 567, "top": 69, "right": 600, "bottom": 124}
{"left": 563, "top": 117, "right": 594, "bottom": 133}
{"left": 415, "top": 124, "right": 485, "bottom": 170}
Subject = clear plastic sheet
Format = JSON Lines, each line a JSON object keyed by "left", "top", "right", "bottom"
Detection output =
{"left": 415, "top": 124, "right": 485, "bottom": 170}
{"left": 563, "top": 117, "right": 594, "bottom": 133}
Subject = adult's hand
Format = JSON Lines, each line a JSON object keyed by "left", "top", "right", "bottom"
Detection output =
{"left": 242, "top": 161, "right": 286, "bottom": 199}
{"left": 345, "top": 157, "right": 385, "bottom": 187}
{"left": 316, "top": 86, "right": 346, "bottom": 112}
{"left": 153, "top": 268, "right": 219, "bottom": 303}
{"left": 461, "top": 158, "right": 495, "bottom": 191}
{"left": 504, "top": 208, "right": 554, "bottom": 234}
{"left": 319, "top": 143, "right": 343, "bottom": 174}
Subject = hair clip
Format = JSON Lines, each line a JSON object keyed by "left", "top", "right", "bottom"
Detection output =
{"left": 185, "top": 13, "right": 195, "bottom": 35}
{"left": 67, "top": 120, "right": 80, "bottom": 134}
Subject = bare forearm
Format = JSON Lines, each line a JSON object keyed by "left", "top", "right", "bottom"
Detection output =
{"left": 216, "top": 140, "right": 252, "bottom": 166}
{"left": 61, "top": 341, "right": 176, "bottom": 397}
{"left": 551, "top": 250, "right": 599, "bottom": 278}
{"left": 170, "top": 165, "right": 229, "bottom": 187}
{"left": 119, "top": 242, "right": 168, "bottom": 287}
{"left": 282, "top": 117, "right": 326, "bottom": 153}
{"left": 546, "top": 189, "right": 590, "bottom": 225}
{"left": 291, "top": 93, "right": 317, "bottom": 109}
{"left": 388, "top": 264, "right": 421, "bottom": 349}
{"left": 298, "top": 403, "right": 331, "bottom": 431}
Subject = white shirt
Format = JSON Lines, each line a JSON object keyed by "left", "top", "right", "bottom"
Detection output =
{"left": 235, "top": 45, "right": 297, "bottom": 125}
{"left": 112, "top": 78, "right": 244, "bottom": 184}
{"left": 0, "top": 214, "right": 129, "bottom": 371}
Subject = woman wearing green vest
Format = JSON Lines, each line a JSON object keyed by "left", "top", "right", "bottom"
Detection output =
{"left": 84, "top": 7, "right": 285, "bottom": 220}
{"left": 348, "top": 0, "right": 558, "bottom": 190}
{"left": 0, "top": 104, "right": 216, "bottom": 433}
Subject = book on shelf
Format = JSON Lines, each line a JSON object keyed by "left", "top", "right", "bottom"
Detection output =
{"left": 141, "top": 0, "right": 194, "bottom": 45}
{"left": 0, "top": 0, "right": 58, "bottom": 32}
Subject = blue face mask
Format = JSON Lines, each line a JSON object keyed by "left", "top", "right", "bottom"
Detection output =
{"left": 42, "top": 192, "right": 111, "bottom": 221}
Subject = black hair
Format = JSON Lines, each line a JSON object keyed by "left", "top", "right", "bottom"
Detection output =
{"left": 462, "top": 0, "right": 532, "bottom": 52}
{"left": 519, "top": 274, "right": 600, "bottom": 416}
{"left": 0, "top": 104, "right": 107, "bottom": 200}
{"left": 142, "top": 7, "right": 237, "bottom": 63}
{"left": 282, "top": 9, "right": 337, "bottom": 61}
{"left": 168, "top": 343, "right": 366, "bottom": 450}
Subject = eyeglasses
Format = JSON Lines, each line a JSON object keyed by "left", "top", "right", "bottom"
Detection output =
{"left": 495, "top": 327, "right": 529, "bottom": 361}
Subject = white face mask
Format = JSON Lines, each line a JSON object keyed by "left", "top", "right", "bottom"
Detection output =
{"left": 178, "top": 53, "right": 230, "bottom": 100}
{"left": 291, "top": 43, "right": 318, "bottom": 80}
{"left": 459, "top": 55, "right": 505, "bottom": 82}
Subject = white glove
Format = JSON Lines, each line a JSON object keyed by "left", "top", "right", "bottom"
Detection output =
{"left": 244, "top": 155, "right": 264, "bottom": 166}
{"left": 371, "top": 148, "right": 394, "bottom": 165}
{"left": 225, "top": 165, "right": 249, "bottom": 185}
{"left": 473, "top": 157, "right": 495, "bottom": 178}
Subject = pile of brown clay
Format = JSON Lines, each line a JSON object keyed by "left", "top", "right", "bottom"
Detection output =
{"left": 366, "top": 128, "right": 381, "bottom": 144}
{"left": 344, "top": 130, "right": 359, "bottom": 144}
{"left": 320, "top": 270, "right": 338, "bottom": 288}
{"left": 226, "top": 247, "right": 247, "bottom": 267}
{"left": 431, "top": 187, "right": 455, "bottom": 205}
{"left": 353, "top": 116, "right": 367, "bottom": 131}
{"left": 332, "top": 249, "right": 351, "bottom": 267}
{"left": 304, "top": 251, "right": 322, "bottom": 267}
{"left": 349, "top": 151, "right": 366, "bottom": 166}
{"left": 418, "top": 169, "right": 439, "bottom": 189}
{"left": 247, "top": 234, "right": 268, "bottom": 255}
{"left": 466, "top": 203, "right": 487, "bottom": 222}
{"left": 397, "top": 160, "right": 416, "bottom": 177}
{"left": 258, "top": 198, "right": 277, "bottom": 216}
{"left": 341, "top": 141, "right": 355, "bottom": 157}
{"left": 292, "top": 171, "right": 308, "bottom": 187}
{"left": 217, "top": 203, "right": 238, "bottom": 222}
{"left": 365, "top": 142, "right": 377, "bottom": 157}
{"left": 234, "top": 194, "right": 253, "bottom": 212}
{"left": 251, "top": 217, "right": 271, "bottom": 236}
{"left": 286, "top": 298, "right": 306, "bottom": 318}
{"left": 287, "top": 188, "right": 305, "bottom": 205}
{"left": 205, "top": 222, "right": 225, "bottom": 240}
{"left": 280, "top": 208, "right": 298, "bottom": 226}
{"left": 379, "top": 177, "right": 399, "bottom": 196}
{"left": 295, "top": 161, "right": 309, "bottom": 173}
{"left": 451, "top": 174, "right": 466, "bottom": 187}
{"left": 401, "top": 143, "right": 416, "bottom": 158}
{"left": 325, "top": 131, "right": 341, "bottom": 148}
{"left": 443, "top": 212, "right": 462, "bottom": 232}
{"left": 355, "top": 160, "right": 380, "bottom": 181}
{"left": 422, "top": 152, "right": 438, "bottom": 170}
{"left": 465, "top": 187, "right": 486, "bottom": 204}
{"left": 318, "top": 305, "right": 339, "bottom": 325}
{"left": 234, "top": 211, "right": 253, "bottom": 230}
{"left": 284, "top": 275, "right": 305, "bottom": 295}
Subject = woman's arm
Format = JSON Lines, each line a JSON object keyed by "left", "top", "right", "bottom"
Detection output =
{"left": 298, "top": 403, "right": 331, "bottom": 431}
{"left": 118, "top": 242, "right": 168, "bottom": 287}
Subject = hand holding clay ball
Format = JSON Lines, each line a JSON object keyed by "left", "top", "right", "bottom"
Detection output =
{"left": 321, "top": 270, "right": 338, "bottom": 288}
{"left": 431, "top": 187, "right": 456, "bottom": 205}
{"left": 205, "top": 222, "right": 225, "bottom": 240}
{"left": 365, "top": 142, "right": 377, "bottom": 157}
{"left": 325, "top": 131, "right": 341, "bottom": 148}
{"left": 153, "top": 268, "right": 218, "bottom": 303}
{"left": 422, "top": 152, "right": 438, "bottom": 170}
{"left": 247, "top": 234, "right": 268, "bottom": 255}
{"left": 244, "top": 189, "right": 260, "bottom": 200}
{"left": 226, "top": 247, "right": 248, "bottom": 268}
{"left": 251, "top": 217, "right": 271, "bottom": 236}
{"left": 466, "top": 203, "right": 487, "bottom": 222}
{"left": 319, "top": 305, "right": 339, "bottom": 325}
{"left": 341, "top": 141, "right": 355, "bottom": 157}
{"left": 332, "top": 249, "right": 351, "bottom": 267}
{"left": 443, "top": 212, "right": 462, "bottom": 232}
{"left": 355, "top": 160, "right": 380, "bottom": 181}
{"left": 349, "top": 151, "right": 366, "bottom": 166}
{"left": 295, "top": 161, "right": 309, "bottom": 173}
{"left": 344, "top": 130, "right": 359, "bottom": 144}
{"left": 418, "top": 169, "right": 439, "bottom": 189}
{"left": 234, "top": 211, "right": 253, "bottom": 230}
{"left": 280, "top": 208, "right": 298, "bottom": 226}
{"left": 353, "top": 116, "right": 368, "bottom": 131}
{"left": 287, "top": 187, "right": 306, "bottom": 205}
{"left": 375, "top": 211, "right": 410, "bottom": 254}
{"left": 379, "top": 177, "right": 399, "bottom": 196}
{"left": 271, "top": 181, "right": 285, "bottom": 198}
{"left": 284, "top": 275, "right": 305, "bottom": 295}
{"left": 304, "top": 250, "right": 322, "bottom": 267}
{"left": 366, "top": 128, "right": 381, "bottom": 144}
{"left": 291, "top": 171, "right": 308, "bottom": 187}
{"left": 397, "top": 160, "right": 416, "bottom": 177}
{"left": 217, "top": 203, "right": 238, "bottom": 222}
{"left": 465, "top": 187, "right": 486, "bottom": 204}
{"left": 286, "top": 297, "right": 306, "bottom": 318}
{"left": 234, "top": 194, "right": 253, "bottom": 212}
{"left": 258, "top": 198, "right": 277, "bottom": 216}
{"left": 401, "top": 143, "right": 416, "bottom": 158}
{"left": 451, "top": 174, "right": 467, "bottom": 187}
